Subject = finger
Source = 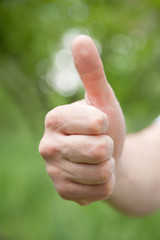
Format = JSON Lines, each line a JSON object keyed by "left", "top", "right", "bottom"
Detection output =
{"left": 39, "top": 131, "right": 113, "bottom": 162}
{"left": 72, "top": 35, "right": 116, "bottom": 108}
{"left": 50, "top": 158, "right": 115, "bottom": 185}
{"left": 54, "top": 174, "right": 115, "bottom": 203}
{"left": 62, "top": 135, "right": 114, "bottom": 164}
{"left": 45, "top": 103, "right": 108, "bottom": 135}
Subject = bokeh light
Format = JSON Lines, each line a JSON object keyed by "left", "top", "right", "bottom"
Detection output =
{"left": 46, "top": 28, "right": 102, "bottom": 96}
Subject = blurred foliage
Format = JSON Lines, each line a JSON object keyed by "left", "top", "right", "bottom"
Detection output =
{"left": 0, "top": 0, "right": 160, "bottom": 132}
{"left": 0, "top": 0, "right": 160, "bottom": 239}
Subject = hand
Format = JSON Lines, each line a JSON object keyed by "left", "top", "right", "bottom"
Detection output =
{"left": 39, "top": 35, "right": 126, "bottom": 205}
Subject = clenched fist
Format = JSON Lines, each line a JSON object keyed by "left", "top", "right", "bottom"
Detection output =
{"left": 39, "top": 35, "right": 126, "bottom": 205}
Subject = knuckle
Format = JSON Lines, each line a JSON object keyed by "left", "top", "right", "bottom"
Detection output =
{"left": 101, "top": 185, "right": 110, "bottom": 199}
{"left": 45, "top": 107, "right": 61, "bottom": 129}
{"left": 57, "top": 182, "right": 69, "bottom": 200}
{"left": 89, "top": 113, "right": 107, "bottom": 134}
{"left": 47, "top": 168, "right": 70, "bottom": 200}
{"left": 45, "top": 111, "right": 54, "bottom": 128}
{"left": 46, "top": 165, "right": 61, "bottom": 179}
{"left": 101, "top": 175, "right": 115, "bottom": 199}
{"left": 98, "top": 161, "right": 111, "bottom": 183}
{"left": 39, "top": 138, "right": 60, "bottom": 159}
{"left": 109, "top": 157, "right": 116, "bottom": 173}
{"left": 38, "top": 138, "right": 47, "bottom": 157}
{"left": 57, "top": 184, "right": 65, "bottom": 198}
{"left": 92, "top": 137, "right": 108, "bottom": 163}
{"left": 106, "top": 136, "right": 114, "bottom": 157}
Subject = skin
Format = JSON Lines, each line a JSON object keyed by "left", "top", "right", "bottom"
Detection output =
{"left": 109, "top": 122, "right": 160, "bottom": 216}
{"left": 39, "top": 35, "right": 160, "bottom": 215}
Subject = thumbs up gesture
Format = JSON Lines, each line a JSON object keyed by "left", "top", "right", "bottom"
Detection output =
{"left": 39, "top": 35, "right": 126, "bottom": 205}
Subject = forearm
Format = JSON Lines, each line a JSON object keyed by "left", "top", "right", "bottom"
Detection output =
{"left": 108, "top": 122, "right": 160, "bottom": 216}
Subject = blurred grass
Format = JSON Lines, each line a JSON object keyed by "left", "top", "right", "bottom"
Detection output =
{"left": 0, "top": 0, "right": 160, "bottom": 239}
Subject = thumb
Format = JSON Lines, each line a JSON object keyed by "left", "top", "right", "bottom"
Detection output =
{"left": 72, "top": 35, "right": 116, "bottom": 109}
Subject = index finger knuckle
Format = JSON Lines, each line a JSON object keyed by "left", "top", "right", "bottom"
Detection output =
{"left": 88, "top": 112, "right": 108, "bottom": 134}
{"left": 45, "top": 106, "right": 62, "bottom": 129}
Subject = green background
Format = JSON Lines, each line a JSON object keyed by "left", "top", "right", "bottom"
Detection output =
{"left": 0, "top": 0, "right": 160, "bottom": 239}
